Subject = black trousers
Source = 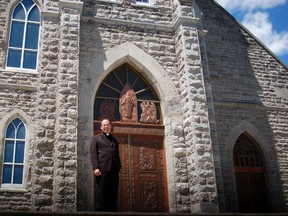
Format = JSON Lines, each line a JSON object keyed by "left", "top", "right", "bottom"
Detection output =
{"left": 95, "top": 170, "right": 119, "bottom": 212}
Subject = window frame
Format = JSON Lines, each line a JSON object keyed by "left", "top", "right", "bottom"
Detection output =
{"left": 6, "top": 0, "right": 41, "bottom": 71}
{"left": 95, "top": 63, "right": 162, "bottom": 123}
{"left": 135, "top": 0, "right": 150, "bottom": 5}
{"left": 1, "top": 117, "right": 27, "bottom": 189}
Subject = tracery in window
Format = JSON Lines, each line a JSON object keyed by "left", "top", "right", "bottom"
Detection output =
{"left": 233, "top": 133, "right": 264, "bottom": 169}
{"left": 94, "top": 64, "right": 161, "bottom": 124}
{"left": 6, "top": 0, "right": 40, "bottom": 70}
{"left": 233, "top": 133, "right": 270, "bottom": 212}
{"left": 1, "top": 118, "right": 26, "bottom": 187}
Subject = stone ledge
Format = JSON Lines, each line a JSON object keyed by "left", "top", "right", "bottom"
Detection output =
{"left": 0, "top": 82, "right": 37, "bottom": 91}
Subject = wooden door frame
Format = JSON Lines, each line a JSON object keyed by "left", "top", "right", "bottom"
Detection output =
{"left": 94, "top": 121, "right": 165, "bottom": 136}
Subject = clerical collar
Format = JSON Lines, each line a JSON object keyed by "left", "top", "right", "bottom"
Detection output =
{"left": 105, "top": 133, "right": 110, "bottom": 136}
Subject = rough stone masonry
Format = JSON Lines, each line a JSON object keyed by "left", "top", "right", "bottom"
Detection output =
{"left": 0, "top": 0, "right": 287, "bottom": 214}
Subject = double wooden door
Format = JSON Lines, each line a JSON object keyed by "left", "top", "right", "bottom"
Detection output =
{"left": 115, "top": 134, "right": 168, "bottom": 212}
{"left": 93, "top": 122, "right": 168, "bottom": 212}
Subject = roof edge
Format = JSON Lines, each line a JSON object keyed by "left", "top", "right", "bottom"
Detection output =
{"left": 210, "top": 0, "right": 288, "bottom": 69}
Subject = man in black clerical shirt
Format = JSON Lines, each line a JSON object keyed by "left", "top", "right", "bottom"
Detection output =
{"left": 90, "top": 118, "right": 121, "bottom": 211}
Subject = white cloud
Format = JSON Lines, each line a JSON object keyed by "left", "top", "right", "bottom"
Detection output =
{"left": 242, "top": 12, "right": 288, "bottom": 56}
{"left": 215, "top": 0, "right": 287, "bottom": 11}
{"left": 214, "top": 0, "right": 288, "bottom": 63}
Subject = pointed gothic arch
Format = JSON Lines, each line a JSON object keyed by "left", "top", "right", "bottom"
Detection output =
{"left": 94, "top": 63, "right": 161, "bottom": 124}
{"left": 0, "top": 109, "right": 34, "bottom": 189}
{"left": 79, "top": 42, "right": 183, "bottom": 211}
{"left": 233, "top": 132, "right": 270, "bottom": 212}
{"left": 223, "top": 121, "right": 284, "bottom": 212}
{"left": 89, "top": 42, "right": 181, "bottom": 119}
{"left": 93, "top": 63, "right": 168, "bottom": 212}
{"left": 6, "top": 0, "right": 41, "bottom": 70}
{"left": 0, "top": 108, "right": 34, "bottom": 138}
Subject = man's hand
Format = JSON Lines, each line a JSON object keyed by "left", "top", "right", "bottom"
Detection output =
{"left": 94, "top": 168, "right": 101, "bottom": 176}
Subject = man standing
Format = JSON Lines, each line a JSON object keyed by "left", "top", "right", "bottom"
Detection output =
{"left": 90, "top": 118, "right": 121, "bottom": 211}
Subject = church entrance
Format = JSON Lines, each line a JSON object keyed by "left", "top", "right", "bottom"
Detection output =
{"left": 93, "top": 123, "right": 168, "bottom": 212}
{"left": 115, "top": 124, "right": 167, "bottom": 212}
{"left": 233, "top": 133, "right": 270, "bottom": 213}
{"left": 117, "top": 133, "right": 167, "bottom": 212}
{"left": 93, "top": 64, "right": 168, "bottom": 212}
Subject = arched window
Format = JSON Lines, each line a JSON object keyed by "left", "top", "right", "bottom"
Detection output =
{"left": 136, "top": 0, "right": 149, "bottom": 3}
{"left": 6, "top": 0, "right": 40, "bottom": 70}
{"left": 94, "top": 64, "right": 161, "bottom": 124}
{"left": 233, "top": 133, "right": 263, "bottom": 170}
{"left": 1, "top": 118, "right": 26, "bottom": 187}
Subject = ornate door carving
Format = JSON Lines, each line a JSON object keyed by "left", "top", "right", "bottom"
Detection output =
{"left": 116, "top": 134, "right": 168, "bottom": 212}
{"left": 94, "top": 63, "right": 166, "bottom": 212}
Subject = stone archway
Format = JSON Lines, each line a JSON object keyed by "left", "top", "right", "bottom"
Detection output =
{"left": 78, "top": 42, "right": 183, "bottom": 212}
{"left": 223, "top": 121, "right": 284, "bottom": 212}
{"left": 93, "top": 63, "right": 168, "bottom": 212}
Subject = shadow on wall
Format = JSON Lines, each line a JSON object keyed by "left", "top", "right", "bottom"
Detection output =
{"left": 77, "top": 4, "right": 106, "bottom": 210}
{"left": 197, "top": 0, "right": 287, "bottom": 213}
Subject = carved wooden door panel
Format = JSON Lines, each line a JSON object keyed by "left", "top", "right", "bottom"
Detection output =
{"left": 116, "top": 135, "right": 129, "bottom": 212}
{"left": 115, "top": 134, "right": 167, "bottom": 212}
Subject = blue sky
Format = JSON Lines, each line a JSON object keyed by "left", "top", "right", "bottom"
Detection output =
{"left": 214, "top": 0, "right": 288, "bottom": 67}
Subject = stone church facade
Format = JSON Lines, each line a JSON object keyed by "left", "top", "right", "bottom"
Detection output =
{"left": 0, "top": 0, "right": 287, "bottom": 213}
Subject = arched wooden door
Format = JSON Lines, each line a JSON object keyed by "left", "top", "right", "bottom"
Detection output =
{"left": 233, "top": 133, "right": 270, "bottom": 213}
{"left": 93, "top": 64, "right": 168, "bottom": 212}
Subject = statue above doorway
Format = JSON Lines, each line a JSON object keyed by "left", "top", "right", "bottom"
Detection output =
{"left": 94, "top": 64, "right": 161, "bottom": 124}
{"left": 120, "top": 83, "right": 138, "bottom": 122}
{"left": 140, "top": 101, "right": 159, "bottom": 124}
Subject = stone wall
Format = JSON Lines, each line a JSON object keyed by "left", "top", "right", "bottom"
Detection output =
{"left": 77, "top": 0, "right": 219, "bottom": 213}
{"left": 0, "top": 0, "right": 38, "bottom": 211}
{"left": 78, "top": 0, "right": 180, "bottom": 209}
{"left": 0, "top": 0, "right": 81, "bottom": 212}
{"left": 174, "top": 22, "right": 218, "bottom": 214}
{"left": 196, "top": 0, "right": 288, "bottom": 212}
{"left": 0, "top": 0, "right": 287, "bottom": 213}
{"left": 31, "top": 0, "right": 82, "bottom": 211}
{"left": 0, "top": 84, "right": 37, "bottom": 211}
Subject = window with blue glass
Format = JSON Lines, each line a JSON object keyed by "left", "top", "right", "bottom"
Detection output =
{"left": 136, "top": 0, "right": 149, "bottom": 3}
{"left": 6, "top": 0, "right": 40, "bottom": 70}
{"left": 2, "top": 118, "right": 26, "bottom": 187}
